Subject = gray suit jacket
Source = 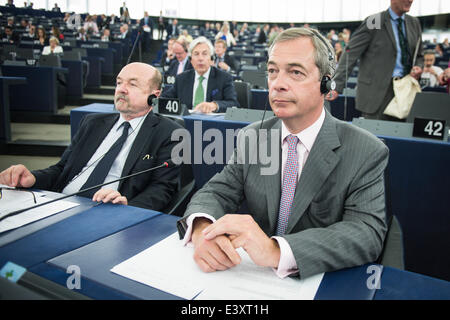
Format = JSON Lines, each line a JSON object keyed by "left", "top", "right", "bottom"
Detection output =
{"left": 181, "top": 110, "right": 389, "bottom": 279}
{"left": 334, "top": 9, "right": 423, "bottom": 114}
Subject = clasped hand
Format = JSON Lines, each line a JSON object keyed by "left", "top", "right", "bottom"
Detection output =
{"left": 192, "top": 215, "right": 281, "bottom": 273}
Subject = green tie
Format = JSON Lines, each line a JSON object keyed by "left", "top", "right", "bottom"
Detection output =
{"left": 396, "top": 18, "right": 411, "bottom": 76}
{"left": 194, "top": 76, "right": 205, "bottom": 107}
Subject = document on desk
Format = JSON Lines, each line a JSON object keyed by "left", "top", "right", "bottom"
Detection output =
{"left": 111, "top": 232, "right": 324, "bottom": 300}
{"left": 0, "top": 187, "right": 79, "bottom": 233}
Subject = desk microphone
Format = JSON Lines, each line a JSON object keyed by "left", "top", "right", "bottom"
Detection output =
{"left": 344, "top": 46, "right": 350, "bottom": 121}
{"left": 126, "top": 30, "right": 142, "bottom": 65}
{"left": 0, "top": 160, "right": 176, "bottom": 222}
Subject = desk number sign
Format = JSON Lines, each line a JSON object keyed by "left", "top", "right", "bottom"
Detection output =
{"left": 412, "top": 118, "right": 446, "bottom": 140}
{"left": 157, "top": 97, "right": 183, "bottom": 115}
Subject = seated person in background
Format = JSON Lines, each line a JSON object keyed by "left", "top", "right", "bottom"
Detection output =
{"left": 165, "top": 38, "right": 192, "bottom": 77}
{"left": 24, "top": 25, "right": 36, "bottom": 39}
{"left": 0, "top": 63, "right": 181, "bottom": 211}
{"left": 434, "top": 43, "right": 444, "bottom": 58}
{"left": 1, "top": 26, "right": 20, "bottom": 44}
{"left": 214, "top": 39, "right": 237, "bottom": 73}
{"left": 42, "top": 36, "right": 64, "bottom": 55}
{"left": 162, "top": 36, "right": 239, "bottom": 113}
{"left": 181, "top": 30, "right": 193, "bottom": 44}
{"left": 37, "top": 27, "right": 49, "bottom": 46}
{"left": 215, "top": 23, "right": 236, "bottom": 48}
{"left": 161, "top": 37, "right": 176, "bottom": 69}
{"left": 178, "top": 28, "right": 389, "bottom": 279}
{"left": 101, "top": 28, "right": 112, "bottom": 42}
{"left": 51, "top": 25, "right": 65, "bottom": 42}
{"left": 77, "top": 27, "right": 88, "bottom": 41}
{"left": 438, "top": 64, "right": 450, "bottom": 93}
{"left": 419, "top": 50, "right": 443, "bottom": 88}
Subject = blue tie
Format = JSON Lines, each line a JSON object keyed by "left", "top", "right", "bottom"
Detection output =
{"left": 79, "top": 122, "right": 131, "bottom": 198}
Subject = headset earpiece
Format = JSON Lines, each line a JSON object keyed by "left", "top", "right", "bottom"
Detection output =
{"left": 320, "top": 75, "right": 336, "bottom": 94}
{"left": 147, "top": 94, "right": 157, "bottom": 107}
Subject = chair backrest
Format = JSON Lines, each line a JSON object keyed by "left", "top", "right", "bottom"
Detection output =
{"left": 376, "top": 138, "right": 404, "bottom": 269}
{"left": 406, "top": 92, "right": 450, "bottom": 123}
{"left": 3, "top": 60, "right": 27, "bottom": 66}
{"left": 38, "top": 54, "right": 62, "bottom": 67}
{"left": 241, "top": 69, "right": 268, "bottom": 89}
{"left": 72, "top": 48, "right": 88, "bottom": 58}
{"left": 62, "top": 50, "right": 81, "bottom": 61}
{"left": 233, "top": 81, "right": 252, "bottom": 108}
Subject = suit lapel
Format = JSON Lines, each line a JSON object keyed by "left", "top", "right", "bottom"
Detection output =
{"left": 184, "top": 71, "right": 195, "bottom": 109}
{"left": 206, "top": 67, "right": 215, "bottom": 102}
{"left": 384, "top": 10, "right": 397, "bottom": 51}
{"left": 119, "top": 111, "right": 159, "bottom": 188}
{"left": 262, "top": 119, "right": 282, "bottom": 233}
{"left": 285, "top": 111, "right": 341, "bottom": 234}
{"left": 64, "top": 114, "right": 118, "bottom": 185}
{"left": 405, "top": 15, "right": 418, "bottom": 59}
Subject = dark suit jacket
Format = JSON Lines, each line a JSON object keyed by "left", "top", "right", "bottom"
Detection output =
{"left": 162, "top": 67, "right": 240, "bottom": 112}
{"left": 167, "top": 24, "right": 180, "bottom": 38}
{"left": 166, "top": 58, "right": 193, "bottom": 77}
{"left": 214, "top": 53, "right": 237, "bottom": 73}
{"left": 32, "top": 112, "right": 182, "bottom": 211}
{"left": 181, "top": 109, "right": 389, "bottom": 279}
{"left": 334, "top": 9, "right": 423, "bottom": 114}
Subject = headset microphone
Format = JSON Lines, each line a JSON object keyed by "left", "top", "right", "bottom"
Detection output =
{"left": 147, "top": 94, "right": 157, "bottom": 107}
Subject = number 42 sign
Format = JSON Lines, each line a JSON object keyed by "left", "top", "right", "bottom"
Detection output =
{"left": 413, "top": 118, "right": 446, "bottom": 141}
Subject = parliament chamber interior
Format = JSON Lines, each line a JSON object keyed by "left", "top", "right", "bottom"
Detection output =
{"left": 0, "top": 0, "right": 449, "bottom": 302}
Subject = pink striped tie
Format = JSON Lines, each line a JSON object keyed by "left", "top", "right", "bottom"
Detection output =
{"left": 276, "top": 134, "right": 299, "bottom": 236}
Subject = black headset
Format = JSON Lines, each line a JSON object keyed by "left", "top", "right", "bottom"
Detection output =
{"left": 147, "top": 94, "right": 157, "bottom": 107}
{"left": 310, "top": 29, "right": 337, "bottom": 95}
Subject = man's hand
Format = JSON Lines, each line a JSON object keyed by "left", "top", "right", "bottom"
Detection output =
{"left": 203, "top": 214, "right": 281, "bottom": 269}
{"left": 191, "top": 217, "right": 241, "bottom": 273}
{"left": 194, "top": 102, "right": 218, "bottom": 113}
{"left": 410, "top": 66, "right": 422, "bottom": 80}
{"left": 92, "top": 188, "right": 128, "bottom": 205}
{"left": 0, "top": 165, "right": 36, "bottom": 188}
{"left": 218, "top": 61, "right": 230, "bottom": 71}
{"left": 325, "top": 90, "right": 339, "bottom": 101}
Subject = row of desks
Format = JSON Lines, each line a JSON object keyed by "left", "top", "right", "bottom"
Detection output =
{"left": 70, "top": 104, "right": 450, "bottom": 282}
{"left": 0, "top": 192, "right": 448, "bottom": 300}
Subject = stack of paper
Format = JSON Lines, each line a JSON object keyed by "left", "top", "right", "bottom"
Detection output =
{"left": 111, "top": 232, "right": 324, "bottom": 300}
{"left": 0, "top": 186, "right": 79, "bottom": 233}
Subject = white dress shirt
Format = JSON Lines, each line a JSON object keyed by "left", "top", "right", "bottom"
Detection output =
{"left": 192, "top": 67, "right": 210, "bottom": 106}
{"left": 183, "top": 108, "right": 326, "bottom": 278}
{"left": 62, "top": 112, "right": 149, "bottom": 195}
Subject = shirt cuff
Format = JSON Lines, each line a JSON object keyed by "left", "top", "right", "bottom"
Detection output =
{"left": 182, "top": 213, "right": 216, "bottom": 246}
{"left": 271, "top": 236, "right": 299, "bottom": 279}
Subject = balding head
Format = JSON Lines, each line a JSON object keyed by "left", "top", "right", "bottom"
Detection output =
{"left": 115, "top": 63, "right": 162, "bottom": 120}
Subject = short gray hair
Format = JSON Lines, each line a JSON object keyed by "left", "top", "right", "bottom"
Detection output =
{"left": 189, "top": 36, "right": 214, "bottom": 57}
{"left": 268, "top": 27, "right": 336, "bottom": 80}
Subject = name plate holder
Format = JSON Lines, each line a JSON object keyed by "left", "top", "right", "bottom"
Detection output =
{"left": 225, "top": 107, "right": 274, "bottom": 123}
{"left": 352, "top": 118, "right": 449, "bottom": 142}
{"left": 153, "top": 97, "right": 189, "bottom": 116}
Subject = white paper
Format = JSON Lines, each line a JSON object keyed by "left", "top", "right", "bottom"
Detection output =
{"left": 0, "top": 187, "right": 79, "bottom": 233}
{"left": 111, "top": 232, "right": 324, "bottom": 300}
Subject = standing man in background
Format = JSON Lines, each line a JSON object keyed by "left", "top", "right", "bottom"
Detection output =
{"left": 327, "top": 0, "right": 423, "bottom": 121}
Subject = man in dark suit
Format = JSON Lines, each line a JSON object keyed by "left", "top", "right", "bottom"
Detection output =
{"left": 178, "top": 28, "right": 388, "bottom": 279}
{"left": 162, "top": 36, "right": 239, "bottom": 113}
{"left": 327, "top": 0, "right": 423, "bottom": 120}
{"left": 1, "top": 26, "right": 21, "bottom": 44}
{"left": 165, "top": 39, "right": 193, "bottom": 78}
{"left": 0, "top": 63, "right": 181, "bottom": 211}
{"left": 214, "top": 39, "right": 237, "bottom": 73}
{"left": 167, "top": 19, "right": 180, "bottom": 39}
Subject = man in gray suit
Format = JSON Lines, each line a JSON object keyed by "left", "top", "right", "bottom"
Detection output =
{"left": 178, "top": 28, "right": 389, "bottom": 280}
{"left": 327, "top": 0, "right": 423, "bottom": 120}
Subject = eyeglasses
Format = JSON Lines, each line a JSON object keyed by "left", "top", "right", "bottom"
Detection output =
{"left": 0, "top": 187, "right": 37, "bottom": 204}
